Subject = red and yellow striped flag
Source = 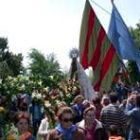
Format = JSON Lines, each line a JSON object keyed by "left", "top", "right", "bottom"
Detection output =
{"left": 79, "top": 0, "right": 120, "bottom": 91}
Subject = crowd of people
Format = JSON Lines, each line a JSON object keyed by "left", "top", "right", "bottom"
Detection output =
{"left": 1, "top": 82, "right": 140, "bottom": 140}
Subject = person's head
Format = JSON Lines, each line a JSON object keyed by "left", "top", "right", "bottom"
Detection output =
{"left": 92, "top": 96, "right": 101, "bottom": 107}
{"left": 19, "top": 102, "right": 28, "bottom": 111}
{"left": 127, "top": 94, "right": 136, "bottom": 105}
{"left": 54, "top": 102, "right": 67, "bottom": 117}
{"left": 57, "top": 101, "right": 67, "bottom": 108}
{"left": 73, "top": 95, "right": 84, "bottom": 106}
{"left": 109, "top": 92, "right": 118, "bottom": 103}
{"left": 101, "top": 95, "right": 110, "bottom": 106}
{"left": 109, "top": 125, "right": 118, "bottom": 136}
{"left": 136, "top": 95, "right": 140, "bottom": 107}
{"left": 82, "top": 100, "right": 91, "bottom": 108}
{"left": 57, "top": 107, "right": 73, "bottom": 129}
{"left": 83, "top": 106, "right": 96, "bottom": 123}
{"left": 14, "top": 112, "right": 30, "bottom": 134}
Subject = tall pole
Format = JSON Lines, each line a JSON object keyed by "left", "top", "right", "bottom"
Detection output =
{"left": 111, "top": 0, "right": 114, "bottom": 4}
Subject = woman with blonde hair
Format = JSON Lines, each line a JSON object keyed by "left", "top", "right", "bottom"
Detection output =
{"left": 77, "top": 106, "right": 107, "bottom": 140}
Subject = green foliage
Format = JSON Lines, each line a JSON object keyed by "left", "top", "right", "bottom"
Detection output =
{"left": 127, "top": 61, "right": 140, "bottom": 83}
{"left": 130, "top": 22, "right": 140, "bottom": 48}
{"left": 0, "top": 38, "right": 24, "bottom": 82}
{"left": 28, "top": 48, "right": 65, "bottom": 88}
{"left": 0, "top": 107, "right": 14, "bottom": 139}
{"left": 0, "top": 75, "right": 44, "bottom": 99}
{"left": 43, "top": 79, "right": 80, "bottom": 128}
{"left": 0, "top": 42, "right": 81, "bottom": 131}
{"left": 127, "top": 22, "right": 140, "bottom": 83}
{"left": 7, "top": 53, "right": 24, "bottom": 77}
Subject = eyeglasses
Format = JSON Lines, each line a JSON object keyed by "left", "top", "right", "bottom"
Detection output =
{"left": 62, "top": 118, "right": 73, "bottom": 122}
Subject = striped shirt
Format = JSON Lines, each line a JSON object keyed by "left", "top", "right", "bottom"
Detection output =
{"left": 100, "top": 104, "right": 127, "bottom": 133}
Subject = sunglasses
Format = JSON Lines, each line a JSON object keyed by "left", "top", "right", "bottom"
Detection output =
{"left": 62, "top": 118, "right": 73, "bottom": 122}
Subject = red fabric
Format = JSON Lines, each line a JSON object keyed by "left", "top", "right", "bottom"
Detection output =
{"left": 113, "top": 74, "right": 120, "bottom": 84}
{"left": 89, "top": 27, "right": 106, "bottom": 70}
{"left": 80, "top": 0, "right": 119, "bottom": 91}
{"left": 95, "top": 105, "right": 102, "bottom": 120}
{"left": 85, "top": 122, "right": 96, "bottom": 140}
{"left": 20, "top": 131, "right": 31, "bottom": 140}
{"left": 94, "top": 45, "right": 116, "bottom": 91}
{"left": 82, "top": 5, "right": 95, "bottom": 69}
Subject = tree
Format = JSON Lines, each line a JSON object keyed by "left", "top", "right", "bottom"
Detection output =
{"left": 127, "top": 22, "right": 140, "bottom": 83}
{"left": 0, "top": 38, "right": 24, "bottom": 82}
{"left": 28, "top": 48, "right": 65, "bottom": 88}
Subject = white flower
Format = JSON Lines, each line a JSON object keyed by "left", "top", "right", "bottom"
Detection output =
{"left": 44, "top": 87, "right": 50, "bottom": 92}
{"left": 44, "top": 101, "right": 51, "bottom": 107}
{"left": 36, "top": 93, "right": 42, "bottom": 99}
{"left": 31, "top": 92, "right": 36, "bottom": 98}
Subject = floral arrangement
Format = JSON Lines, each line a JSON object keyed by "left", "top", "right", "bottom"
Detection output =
{"left": 7, "top": 123, "right": 19, "bottom": 140}
{"left": 0, "top": 106, "right": 19, "bottom": 139}
{"left": 0, "top": 78, "right": 81, "bottom": 136}
{"left": 43, "top": 79, "right": 81, "bottom": 128}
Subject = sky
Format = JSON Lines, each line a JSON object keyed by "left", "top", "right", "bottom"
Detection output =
{"left": 0, "top": 0, "right": 140, "bottom": 71}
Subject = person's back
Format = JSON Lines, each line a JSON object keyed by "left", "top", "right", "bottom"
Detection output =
{"left": 125, "top": 94, "right": 140, "bottom": 139}
{"left": 100, "top": 92, "right": 127, "bottom": 136}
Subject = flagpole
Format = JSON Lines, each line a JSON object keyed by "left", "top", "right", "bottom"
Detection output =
{"left": 111, "top": 0, "right": 114, "bottom": 4}
{"left": 110, "top": 0, "right": 130, "bottom": 84}
{"left": 118, "top": 57, "right": 131, "bottom": 84}
{"left": 109, "top": 0, "right": 132, "bottom": 84}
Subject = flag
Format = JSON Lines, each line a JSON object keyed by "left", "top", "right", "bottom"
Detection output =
{"left": 76, "top": 60, "right": 96, "bottom": 101}
{"left": 79, "top": 0, "right": 120, "bottom": 91}
{"left": 108, "top": 3, "right": 140, "bottom": 74}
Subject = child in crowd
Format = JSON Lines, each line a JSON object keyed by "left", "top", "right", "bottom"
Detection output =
{"left": 108, "top": 125, "right": 123, "bottom": 140}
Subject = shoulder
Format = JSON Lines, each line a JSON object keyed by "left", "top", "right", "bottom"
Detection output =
{"left": 76, "top": 127, "right": 85, "bottom": 134}
{"left": 95, "top": 120, "right": 103, "bottom": 129}
{"left": 73, "top": 127, "right": 86, "bottom": 139}
{"left": 103, "top": 104, "right": 119, "bottom": 111}
{"left": 133, "top": 107, "right": 139, "bottom": 111}
{"left": 101, "top": 105, "right": 109, "bottom": 112}
{"left": 41, "top": 118, "right": 48, "bottom": 123}
{"left": 29, "top": 105, "right": 32, "bottom": 108}
{"left": 47, "top": 129, "right": 62, "bottom": 140}
{"left": 71, "top": 105, "right": 77, "bottom": 109}
{"left": 47, "top": 129, "right": 59, "bottom": 137}
{"left": 131, "top": 107, "right": 140, "bottom": 115}
{"left": 48, "top": 129, "right": 57, "bottom": 134}
{"left": 77, "top": 120, "right": 85, "bottom": 129}
{"left": 102, "top": 104, "right": 111, "bottom": 109}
